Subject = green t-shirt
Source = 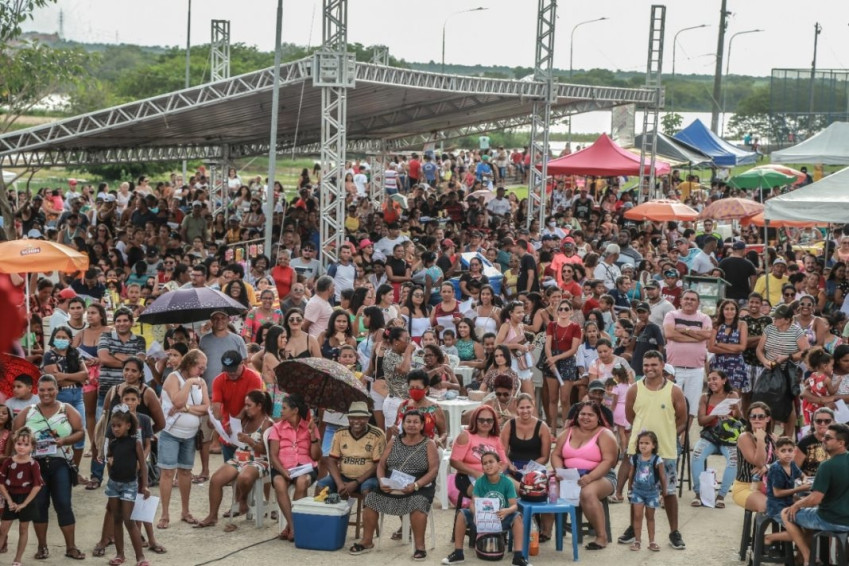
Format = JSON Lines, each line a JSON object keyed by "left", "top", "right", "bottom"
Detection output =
{"left": 812, "top": 451, "right": 849, "bottom": 526}
{"left": 473, "top": 473, "right": 517, "bottom": 510}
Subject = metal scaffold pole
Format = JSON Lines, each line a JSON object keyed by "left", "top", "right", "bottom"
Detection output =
{"left": 526, "top": 0, "right": 557, "bottom": 229}
{"left": 637, "top": 5, "right": 665, "bottom": 203}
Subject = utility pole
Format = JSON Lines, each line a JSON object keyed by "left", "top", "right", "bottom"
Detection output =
{"left": 710, "top": 0, "right": 730, "bottom": 134}
{"left": 809, "top": 23, "right": 822, "bottom": 117}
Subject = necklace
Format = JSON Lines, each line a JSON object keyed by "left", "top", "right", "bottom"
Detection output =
{"left": 643, "top": 376, "right": 666, "bottom": 391}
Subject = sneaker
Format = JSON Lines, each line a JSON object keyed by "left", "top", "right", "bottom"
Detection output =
{"left": 617, "top": 525, "right": 635, "bottom": 545}
{"left": 669, "top": 530, "right": 686, "bottom": 550}
{"left": 512, "top": 556, "right": 531, "bottom": 566}
{"left": 442, "top": 550, "right": 465, "bottom": 565}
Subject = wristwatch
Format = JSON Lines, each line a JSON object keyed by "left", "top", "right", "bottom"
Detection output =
{"left": 413, "top": 482, "right": 420, "bottom": 491}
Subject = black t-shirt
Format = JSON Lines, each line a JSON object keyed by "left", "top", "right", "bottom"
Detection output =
{"left": 717, "top": 256, "right": 757, "bottom": 300}
{"left": 631, "top": 322, "right": 665, "bottom": 375}
{"left": 517, "top": 253, "right": 539, "bottom": 293}
{"left": 108, "top": 435, "right": 140, "bottom": 482}
{"left": 796, "top": 433, "right": 826, "bottom": 477}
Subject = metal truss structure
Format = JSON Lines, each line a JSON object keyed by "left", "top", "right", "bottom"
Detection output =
{"left": 526, "top": 0, "right": 556, "bottom": 228}
{"left": 637, "top": 5, "right": 665, "bottom": 203}
{"left": 210, "top": 20, "right": 231, "bottom": 83}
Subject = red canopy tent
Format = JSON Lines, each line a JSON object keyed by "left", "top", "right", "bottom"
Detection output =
{"left": 544, "top": 133, "right": 671, "bottom": 177}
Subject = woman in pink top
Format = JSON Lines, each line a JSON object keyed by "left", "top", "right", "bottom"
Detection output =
{"left": 551, "top": 402, "right": 618, "bottom": 551}
{"left": 268, "top": 394, "right": 321, "bottom": 541}
{"left": 449, "top": 405, "right": 508, "bottom": 497}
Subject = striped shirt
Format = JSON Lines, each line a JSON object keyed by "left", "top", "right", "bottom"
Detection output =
{"left": 97, "top": 331, "right": 146, "bottom": 396}
{"left": 762, "top": 323, "right": 805, "bottom": 361}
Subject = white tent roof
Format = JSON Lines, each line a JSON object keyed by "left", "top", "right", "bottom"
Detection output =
{"left": 771, "top": 122, "right": 849, "bottom": 165}
{"left": 765, "top": 166, "right": 849, "bottom": 223}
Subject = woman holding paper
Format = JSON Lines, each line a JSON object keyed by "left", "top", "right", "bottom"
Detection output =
{"left": 451, "top": 405, "right": 509, "bottom": 498}
{"left": 350, "top": 410, "right": 439, "bottom": 560}
{"left": 690, "top": 369, "right": 740, "bottom": 508}
{"left": 157, "top": 349, "right": 211, "bottom": 529}
{"left": 551, "top": 401, "right": 618, "bottom": 550}
{"left": 268, "top": 394, "right": 321, "bottom": 542}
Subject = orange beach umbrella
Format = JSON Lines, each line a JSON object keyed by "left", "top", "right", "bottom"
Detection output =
{"left": 623, "top": 199, "right": 699, "bottom": 222}
{"left": 0, "top": 239, "right": 89, "bottom": 275}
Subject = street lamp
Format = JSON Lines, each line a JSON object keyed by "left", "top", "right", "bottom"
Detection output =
{"left": 722, "top": 28, "right": 764, "bottom": 135}
{"left": 442, "top": 7, "right": 488, "bottom": 75}
{"left": 568, "top": 17, "right": 608, "bottom": 147}
{"left": 672, "top": 24, "right": 709, "bottom": 78}
{"left": 569, "top": 17, "right": 609, "bottom": 79}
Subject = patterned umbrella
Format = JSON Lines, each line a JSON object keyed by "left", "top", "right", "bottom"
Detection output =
{"left": 697, "top": 197, "right": 764, "bottom": 220}
{"left": 274, "top": 357, "right": 372, "bottom": 413}
{"left": 740, "top": 212, "right": 829, "bottom": 229}
{"left": 623, "top": 199, "right": 699, "bottom": 222}
{"left": 137, "top": 287, "right": 247, "bottom": 325}
{"left": 0, "top": 353, "right": 40, "bottom": 400}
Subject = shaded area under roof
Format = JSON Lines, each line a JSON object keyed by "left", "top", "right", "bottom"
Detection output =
{"left": 0, "top": 57, "right": 658, "bottom": 167}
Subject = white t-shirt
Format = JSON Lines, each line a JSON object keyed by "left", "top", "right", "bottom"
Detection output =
{"left": 594, "top": 261, "right": 621, "bottom": 291}
{"left": 374, "top": 235, "right": 410, "bottom": 261}
{"left": 487, "top": 197, "right": 511, "bottom": 217}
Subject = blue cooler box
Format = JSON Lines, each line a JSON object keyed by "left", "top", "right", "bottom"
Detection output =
{"left": 451, "top": 252, "right": 503, "bottom": 298}
{"left": 292, "top": 498, "right": 352, "bottom": 551}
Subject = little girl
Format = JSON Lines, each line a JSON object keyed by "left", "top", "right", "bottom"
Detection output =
{"left": 0, "top": 427, "right": 44, "bottom": 566}
{"left": 802, "top": 348, "right": 835, "bottom": 426}
{"left": 627, "top": 431, "right": 666, "bottom": 552}
{"left": 106, "top": 407, "right": 150, "bottom": 566}
{"left": 610, "top": 365, "right": 633, "bottom": 503}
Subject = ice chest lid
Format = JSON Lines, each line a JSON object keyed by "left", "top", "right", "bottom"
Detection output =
{"left": 292, "top": 498, "right": 353, "bottom": 516}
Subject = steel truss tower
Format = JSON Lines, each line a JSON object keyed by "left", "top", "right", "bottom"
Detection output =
{"left": 638, "top": 5, "right": 665, "bottom": 202}
{"left": 526, "top": 0, "right": 556, "bottom": 228}
{"left": 210, "top": 20, "right": 231, "bottom": 82}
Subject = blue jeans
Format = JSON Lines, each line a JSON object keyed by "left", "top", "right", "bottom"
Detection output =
{"left": 90, "top": 392, "right": 106, "bottom": 482}
{"left": 34, "top": 457, "right": 76, "bottom": 527}
{"left": 316, "top": 473, "right": 379, "bottom": 495}
{"left": 57, "top": 387, "right": 85, "bottom": 450}
{"left": 691, "top": 437, "right": 737, "bottom": 497}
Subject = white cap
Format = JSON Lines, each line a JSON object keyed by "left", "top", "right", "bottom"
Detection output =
{"left": 192, "top": 200, "right": 202, "bottom": 207}
{"left": 663, "top": 363, "right": 676, "bottom": 377}
{"left": 27, "top": 228, "right": 43, "bottom": 239}
{"left": 103, "top": 194, "right": 116, "bottom": 203}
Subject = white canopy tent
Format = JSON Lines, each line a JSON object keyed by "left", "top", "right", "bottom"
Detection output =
{"left": 771, "top": 122, "right": 849, "bottom": 165}
{"left": 765, "top": 166, "right": 849, "bottom": 223}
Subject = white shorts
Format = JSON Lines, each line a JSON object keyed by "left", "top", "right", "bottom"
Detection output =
{"left": 382, "top": 395, "right": 403, "bottom": 430}
{"left": 674, "top": 366, "right": 705, "bottom": 416}
{"left": 511, "top": 355, "right": 533, "bottom": 381}
{"left": 370, "top": 388, "right": 385, "bottom": 411}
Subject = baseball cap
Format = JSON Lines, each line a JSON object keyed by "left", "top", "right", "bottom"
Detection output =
{"left": 562, "top": 237, "right": 575, "bottom": 246}
{"left": 221, "top": 350, "right": 244, "bottom": 370}
{"left": 674, "top": 238, "right": 688, "bottom": 246}
{"left": 663, "top": 364, "right": 676, "bottom": 377}
{"left": 773, "top": 258, "right": 787, "bottom": 265}
{"left": 58, "top": 288, "right": 77, "bottom": 300}
{"left": 26, "top": 228, "right": 43, "bottom": 239}
{"left": 359, "top": 238, "right": 374, "bottom": 250}
{"left": 441, "top": 238, "right": 455, "bottom": 249}
{"left": 732, "top": 241, "right": 746, "bottom": 250}
{"left": 103, "top": 194, "right": 116, "bottom": 203}
{"left": 542, "top": 234, "right": 555, "bottom": 241}
{"left": 192, "top": 200, "right": 202, "bottom": 208}
{"left": 644, "top": 279, "right": 660, "bottom": 289}
{"left": 663, "top": 269, "right": 679, "bottom": 278}
{"left": 146, "top": 247, "right": 159, "bottom": 257}
{"left": 634, "top": 301, "right": 651, "bottom": 312}
{"left": 68, "top": 179, "right": 78, "bottom": 186}
{"left": 588, "top": 379, "right": 606, "bottom": 392}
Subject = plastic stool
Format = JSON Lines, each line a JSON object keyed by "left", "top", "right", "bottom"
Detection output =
{"left": 571, "top": 498, "right": 612, "bottom": 544}
{"left": 517, "top": 499, "right": 579, "bottom": 561}
{"left": 751, "top": 513, "right": 794, "bottom": 566}
{"left": 808, "top": 530, "right": 848, "bottom": 566}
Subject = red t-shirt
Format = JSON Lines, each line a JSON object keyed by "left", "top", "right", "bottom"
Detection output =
{"left": 661, "top": 285, "right": 682, "bottom": 308}
{"left": 408, "top": 159, "right": 421, "bottom": 180}
{"left": 271, "top": 265, "right": 295, "bottom": 299}
{"left": 547, "top": 321, "right": 582, "bottom": 351}
{"left": 582, "top": 296, "right": 600, "bottom": 316}
{"left": 212, "top": 368, "right": 264, "bottom": 437}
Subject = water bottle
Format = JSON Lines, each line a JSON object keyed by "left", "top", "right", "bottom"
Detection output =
{"left": 548, "top": 474, "right": 559, "bottom": 503}
{"left": 529, "top": 520, "right": 539, "bottom": 556}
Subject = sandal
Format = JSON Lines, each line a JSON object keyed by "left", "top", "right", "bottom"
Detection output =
{"left": 66, "top": 548, "right": 86, "bottom": 560}
{"left": 223, "top": 524, "right": 239, "bottom": 533}
{"left": 715, "top": 497, "right": 726, "bottom": 509}
{"left": 191, "top": 474, "right": 209, "bottom": 484}
{"left": 156, "top": 518, "right": 170, "bottom": 529}
{"left": 85, "top": 479, "right": 102, "bottom": 490}
{"left": 136, "top": 561, "right": 151, "bottom": 566}
{"left": 649, "top": 542, "right": 661, "bottom": 552}
{"left": 181, "top": 514, "right": 199, "bottom": 525}
{"left": 35, "top": 546, "right": 49, "bottom": 560}
{"left": 193, "top": 519, "right": 217, "bottom": 529}
{"left": 278, "top": 527, "right": 291, "bottom": 540}
{"left": 690, "top": 497, "right": 702, "bottom": 507}
{"left": 349, "top": 543, "right": 374, "bottom": 555}
{"left": 109, "top": 557, "right": 126, "bottom": 566}
{"left": 391, "top": 527, "right": 403, "bottom": 541}
{"left": 608, "top": 494, "right": 624, "bottom": 503}
{"left": 539, "top": 533, "right": 551, "bottom": 543}
{"left": 630, "top": 541, "right": 641, "bottom": 551}
{"left": 222, "top": 509, "right": 242, "bottom": 518}
{"left": 148, "top": 543, "right": 167, "bottom": 554}
{"left": 584, "top": 542, "right": 606, "bottom": 550}
{"left": 412, "top": 549, "right": 427, "bottom": 561}
{"left": 93, "top": 543, "right": 108, "bottom": 557}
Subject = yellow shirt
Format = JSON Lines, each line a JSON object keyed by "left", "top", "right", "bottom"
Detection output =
{"left": 753, "top": 274, "right": 787, "bottom": 307}
{"left": 678, "top": 181, "right": 698, "bottom": 201}
{"left": 627, "top": 379, "right": 677, "bottom": 460}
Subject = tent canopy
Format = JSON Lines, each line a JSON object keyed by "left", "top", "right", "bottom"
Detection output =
{"left": 631, "top": 131, "right": 714, "bottom": 167}
{"left": 771, "top": 122, "right": 849, "bottom": 165}
{"left": 545, "top": 133, "right": 670, "bottom": 177}
{"left": 764, "top": 166, "right": 849, "bottom": 223}
{"left": 673, "top": 119, "right": 757, "bottom": 167}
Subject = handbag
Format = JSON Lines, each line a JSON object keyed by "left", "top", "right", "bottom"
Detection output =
{"left": 34, "top": 404, "right": 80, "bottom": 487}
{"left": 752, "top": 363, "right": 797, "bottom": 422}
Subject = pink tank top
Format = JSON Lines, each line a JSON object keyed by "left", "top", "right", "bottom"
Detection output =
{"left": 561, "top": 427, "right": 603, "bottom": 470}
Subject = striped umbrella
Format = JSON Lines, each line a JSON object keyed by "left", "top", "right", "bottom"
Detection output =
{"left": 752, "top": 164, "right": 806, "bottom": 185}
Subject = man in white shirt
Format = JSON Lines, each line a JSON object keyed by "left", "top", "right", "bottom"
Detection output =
{"left": 485, "top": 187, "right": 511, "bottom": 218}
{"left": 328, "top": 244, "right": 357, "bottom": 302}
{"left": 644, "top": 280, "right": 675, "bottom": 327}
{"left": 290, "top": 243, "right": 324, "bottom": 289}
{"left": 353, "top": 166, "right": 369, "bottom": 198}
{"left": 48, "top": 288, "right": 77, "bottom": 337}
{"left": 303, "top": 276, "right": 335, "bottom": 338}
{"left": 373, "top": 223, "right": 410, "bottom": 261}
{"left": 594, "top": 244, "right": 622, "bottom": 291}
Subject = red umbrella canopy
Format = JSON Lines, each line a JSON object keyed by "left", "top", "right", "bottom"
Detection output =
{"left": 545, "top": 134, "right": 671, "bottom": 177}
{"left": 0, "top": 353, "right": 39, "bottom": 400}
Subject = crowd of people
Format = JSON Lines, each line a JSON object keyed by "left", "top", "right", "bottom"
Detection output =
{"left": 1, "top": 151, "right": 849, "bottom": 564}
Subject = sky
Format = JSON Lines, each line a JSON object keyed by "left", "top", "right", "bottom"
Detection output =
{"left": 22, "top": 0, "right": 849, "bottom": 78}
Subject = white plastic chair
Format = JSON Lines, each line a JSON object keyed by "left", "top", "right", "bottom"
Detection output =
{"left": 227, "top": 427, "right": 274, "bottom": 528}
{"left": 434, "top": 448, "right": 452, "bottom": 510}
{"left": 377, "top": 510, "right": 436, "bottom": 550}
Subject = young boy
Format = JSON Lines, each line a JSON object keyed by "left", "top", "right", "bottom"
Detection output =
{"left": 4, "top": 375, "right": 36, "bottom": 418}
{"left": 441, "top": 330, "right": 459, "bottom": 358}
{"left": 765, "top": 436, "right": 808, "bottom": 545}
{"left": 442, "top": 451, "right": 530, "bottom": 566}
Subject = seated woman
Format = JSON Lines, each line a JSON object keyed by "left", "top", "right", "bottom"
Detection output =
{"left": 730, "top": 402, "right": 777, "bottom": 512}
{"left": 268, "top": 394, "right": 321, "bottom": 541}
{"left": 197, "top": 391, "right": 274, "bottom": 530}
{"left": 349, "top": 410, "right": 439, "bottom": 560}
{"left": 419, "top": 345, "right": 460, "bottom": 394}
{"left": 451, "top": 406, "right": 508, "bottom": 498}
{"left": 551, "top": 401, "right": 618, "bottom": 550}
{"left": 795, "top": 407, "right": 835, "bottom": 477}
{"left": 690, "top": 370, "right": 740, "bottom": 509}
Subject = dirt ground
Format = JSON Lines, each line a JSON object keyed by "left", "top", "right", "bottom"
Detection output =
{"left": 16, "top": 441, "right": 749, "bottom": 566}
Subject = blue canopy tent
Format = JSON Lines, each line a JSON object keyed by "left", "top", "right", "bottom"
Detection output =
{"left": 673, "top": 119, "right": 757, "bottom": 167}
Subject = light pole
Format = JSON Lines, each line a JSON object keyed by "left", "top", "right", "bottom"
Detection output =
{"left": 442, "top": 7, "right": 488, "bottom": 75}
{"left": 722, "top": 28, "right": 764, "bottom": 135}
{"left": 182, "top": 0, "right": 192, "bottom": 186}
{"left": 672, "top": 24, "right": 709, "bottom": 78}
{"left": 568, "top": 17, "right": 608, "bottom": 147}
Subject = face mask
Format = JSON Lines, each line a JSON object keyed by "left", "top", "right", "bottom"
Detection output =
{"left": 54, "top": 338, "right": 70, "bottom": 350}
{"left": 150, "top": 207, "right": 160, "bottom": 214}
{"left": 409, "top": 388, "right": 426, "bottom": 402}
{"left": 548, "top": 221, "right": 556, "bottom": 228}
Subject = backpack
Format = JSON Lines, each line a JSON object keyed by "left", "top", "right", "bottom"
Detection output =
{"left": 752, "top": 363, "right": 798, "bottom": 422}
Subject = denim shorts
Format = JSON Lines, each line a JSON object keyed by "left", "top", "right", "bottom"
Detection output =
{"left": 316, "top": 473, "right": 379, "bottom": 495}
{"left": 57, "top": 387, "right": 85, "bottom": 450}
{"left": 791, "top": 508, "right": 849, "bottom": 532}
{"left": 105, "top": 479, "right": 138, "bottom": 503}
{"left": 629, "top": 489, "right": 661, "bottom": 508}
{"left": 157, "top": 431, "right": 196, "bottom": 470}
{"left": 322, "top": 424, "right": 339, "bottom": 457}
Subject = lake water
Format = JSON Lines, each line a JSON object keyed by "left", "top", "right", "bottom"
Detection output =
{"left": 553, "top": 110, "right": 736, "bottom": 139}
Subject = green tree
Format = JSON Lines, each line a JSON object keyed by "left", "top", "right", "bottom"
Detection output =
{"left": 727, "top": 85, "right": 771, "bottom": 140}
{"left": 661, "top": 112, "right": 683, "bottom": 136}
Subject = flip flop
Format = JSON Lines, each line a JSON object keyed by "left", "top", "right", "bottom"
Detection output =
{"left": 279, "top": 527, "right": 291, "bottom": 541}
{"left": 156, "top": 518, "right": 170, "bottom": 530}
{"left": 193, "top": 519, "right": 217, "bottom": 529}
{"left": 649, "top": 542, "right": 661, "bottom": 552}
{"left": 148, "top": 544, "right": 167, "bottom": 554}
{"left": 223, "top": 524, "right": 239, "bottom": 533}
{"left": 34, "top": 546, "right": 49, "bottom": 560}
{"left": 630, "top": 542, "right": 641, "bottom": 551}
{"left": 93, "top": 544, "right": 108, "bottom": 557}
{"left": 584, "top": 542, "right": 606, "bottom": 550}
{"left": 65, "top": 548, "right": 86, "bottom": 560}
{"left": 85, "top": 479, "right": 102, "bottom": 490}
{"left": 222, "top": 509, "right": 242, "bottom": 518}
{"left": 349, "top": 543, "right": 374, "bottom": 555}
{"left": 109, "top": 557, "right": 126, "bottom": 566}
{"left": 690, "top": 498, "right": 702, "bottom": 507}
{"left": 181, "top": 515, "right": 199, "bottom": 525}
{"left": 191, "top": 475, "right": 209, "bottom": 485}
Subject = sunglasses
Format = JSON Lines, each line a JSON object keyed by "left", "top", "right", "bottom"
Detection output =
{"left": 815, "top": 419, "right": 833, "bottom": 425}
{"left": 749, "top": 413, "right": 768, "bottom": 420}
{"left": 288, "top": 317, "right": 303, "bottom": 323}
{"left": 495, "top": 392, "right": 511, "bottom": 399}
{"left": 558, "top": 307, "right": 571, "bottom": 312}
{"left": 477, "top": 418, "right": 495, "bottom": 424}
